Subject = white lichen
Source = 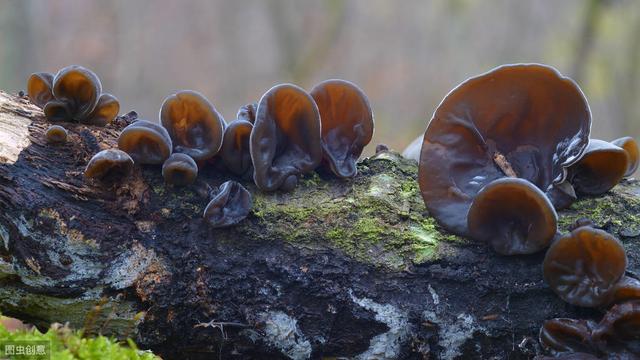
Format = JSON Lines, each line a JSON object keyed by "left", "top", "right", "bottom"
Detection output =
{"left": 423, "top": 310, "right": 483, "bottom": 359}
{"left": 259, "top": 311, "right": 312, "bottom": 360}
{"left": 350, "top": 290, "right": 409, "bottom": 360}
{"left": 103, "top": 242, "right": 161, "bottom": 289}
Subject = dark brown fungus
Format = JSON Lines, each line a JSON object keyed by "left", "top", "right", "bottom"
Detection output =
{"left": 45, "top": 125, "right": 68, "bottom": 144}
{"left": 162, "top": 153, "right": 198, "bottom": 186}
{"left": 27, "top": 72, "right": 54, "bottom": 108}
{"left": 221, "top": 120, "right": 253, "bottom": 176}
{"left": 568, "top": 139, "right": 628, "bottom": 195}
{"left": 539, "top": 318, "right": 597, "bottom": 355}
{"left": 467, "top": 178, "right": 557, "bottom": 255}
{"left": 29, "top": 65, "right": 120, "bottom": 125}
{"left": 85, "top": 93, "right": 120, "bottom": 126}
{"left": 605, "top": 277, "right": 640, "bottom": 307}
{"left": 203, "top": 180, "right": 252, "bottom": 228}
{"left": 84, "top": 149, "right": 134, "bottom": 182}
{"left": 612, "top": 137, "right": 639, "bottom": 177}
{"left": 237, "top": 102, "right": 257, "bottom": 124}
{"left": 250, "top": 84, "right": 322, "bottom": 191}
{"left": 543, "top": 226, "right": 627, "bottom": 307}
{"left": 418, "top": 64, "right": 590, "bottom": 236}
{"left": 48, "top": 65, "right": 102, "bottom": 121}
{"left": 160, "top": 90, "right": 225, "bottom": 161}
{"left": 310, "top": 79, "right": 374, "bottom": 178}
{"left": 118, "top": 120, "right": 172, "bottom": 164}
{"left": 546, "top": 180, "right": 577, "bottom": 211}
{"left": 593, "top": 301, "right": 640, "bottom": 353}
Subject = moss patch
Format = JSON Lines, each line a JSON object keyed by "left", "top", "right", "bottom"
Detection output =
{"left": 247, "top": 152, "right": 462, "bottom": 270}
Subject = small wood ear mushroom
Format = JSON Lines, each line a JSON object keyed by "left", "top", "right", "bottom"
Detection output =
{"left": 543, "top": 225, "right": 627, "bottom": 307}
{"left": 419, "top": 64, "right": 591, "bottom": 236}
{"left": 29, "top": 65, "right": 120, "bottom": 125}
{"left": 160, "top": 90, "right": 225, "bottom": 161}
{"left": 162, "top": 153, "right": 198, "bottom": 186}
{"left": 467, "top": 177, "right": 558, "bottom": 255}
{"left": 118, "top": 120, "right": 172, "bottom": 164}
{"left": 605, "top": 277, "right": 640, "bottom": 307}
{"left": 612, "top": 137, "right": 639, "bottom": 177}
{"left": 203, "top": 180, "right": 252, "bottom": 228}
{"left": 27, "top": 72, "right": 54, "bottom": 108}
{"left": 539, "top": 318, "right": 597, "bottom": 356}
{"left": 221, "top": 120, "right": 253, "bottom": 177}
{"left": 310, "top": 79, "right": 374, "bottom": 178}
{"left": 592, "top": 301, "right": 640, "bottom": 353}
{"left": 84, "top": 149, "right": 134, "bottom": 183}
{"left": 237, "top": 102, "right": 257, "bottom": 124}
{"left": 45, "top": 125, "right": 68, "bottom": 144}
{"left": 568, "top": 139, "right": 628, "bottom": 195}
{"left": 250, "top": 84, "right": 322, "bottom": 191}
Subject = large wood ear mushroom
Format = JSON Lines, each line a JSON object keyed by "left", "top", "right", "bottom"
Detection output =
{"left": 568, "top": 139, "right": 628, "bottom": 195}
{"left": 27, "top": 72, "right": 54, "bottom": 108}
{"left": 543, "top": 225, "right": 627, "bottom": 307}
{"left": 118, "top": 120, "right": 172, "bottom": 164}
{"left": 48, "top": 65, "right": 102, "bottom": 122}
{"left": 84, "top": 149, "right": 134, "bottom": 183}
{"left": 310, "top": 79, "right": 374, "bottom": 178}
{"left": 467, "top": 177, "right": 557, "bottom": 255}
{"left": 162, "top": 153, "right": 198, "bottom": 186}
{"left": 418, "top": 64, "right": 591, "bottom": 236}
{"left": 250, "top": 84, "right": 322, "bottom": 191}
{"left": 539, "top": 318, "right": 597, "bottom": 356}
{"left": 160, "top": 90, "right": 225, "bottom": 161}
{"left": 612, "top": 136, "right": 639, "bottom": 177}
{"left": 203, "top": 180, "right": 252, "bottom": 228}
{"left": 221, "top": 120, "right": 253, "bottom": 177}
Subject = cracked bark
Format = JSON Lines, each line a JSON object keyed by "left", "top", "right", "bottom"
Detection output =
{"left": 1, "top": 91, "right": 639, "bottom": 360}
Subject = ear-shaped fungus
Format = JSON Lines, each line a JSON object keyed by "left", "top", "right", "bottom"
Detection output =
{"left": 160, "top": 90, "right": 225, "bottom": 161}
{"left": 45, "top": 125, "right": 68, "bottom": 144}
{"left": 419, "top": 64, "right": 590, "bottom": 236}
{"left": 310, "top": 79, "right": 374, "bottom": 178}
{"left": 250, "top": 84, "right": 322, "bottom": 191}
{"left": 612, "top": 137, "right": 639, "bottom": 177}
{"left": 467, "top": 177, "right": 558, "bottom": 255}
{"left": 593, "top": 301, "right": 640, "bottom": 353}
{"left": 543, "top": 225, "right": 627, "bottom": 307}
{"left": 605, "top": 277, "right": 640, "bottom": 307}
{"left": 539, "top": 318, "right": 597, "bottom": 355}
{"left": 203, "top": 180, "right": 252, "bottom": 228}
{"left": 568, "top": 139, "right": 628, "bottom": 195}
{"left": 84, "top": 149, "right": 134, "bottom": 182}
{"left": 118, "top": 120, "right": 172, "bottom": 164}
{"left": 85, "top": 93, "right": 120, "bottom": 126}
{"left": 27, "top": 72, "right": 54, "bottom": 108}
{"left": 48, "top": 65, "right": 102, "bottom": 121}
{"left": 221, "top": 120, "right": 253, "bottom": 176}
{"left": 162, "top": 153, "right": 198, "bottom": 186}
{"left": 237, "top": 102, "right": 257, "bottom": 123}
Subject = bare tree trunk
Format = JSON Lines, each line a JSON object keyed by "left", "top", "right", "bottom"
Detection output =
{"left": 1, "top": 91, "right": 639, "bottom": 359}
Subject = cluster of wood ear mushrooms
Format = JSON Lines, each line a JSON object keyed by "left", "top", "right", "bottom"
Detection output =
{"left": 28, "top": 67, "right": 374, "bottom": 228}
{"left": 417, "top": 64, "right": 640, "bottom": 358}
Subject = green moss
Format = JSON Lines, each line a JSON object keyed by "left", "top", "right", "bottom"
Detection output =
{"left": 0, "top": 317, "right": 159, "bottom": 360}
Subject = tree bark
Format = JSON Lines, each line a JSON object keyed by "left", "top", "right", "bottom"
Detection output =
{"left": 1, "top": 91, "right": 639, "bottom": 359}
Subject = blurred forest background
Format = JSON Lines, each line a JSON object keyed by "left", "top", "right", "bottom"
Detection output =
{"left": 0, "top": 0, "right": 638, "bottom": 158}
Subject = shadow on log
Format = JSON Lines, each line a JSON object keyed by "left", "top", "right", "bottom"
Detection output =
{"left": 0, "top": 91, "right": 639, "bottom": 359}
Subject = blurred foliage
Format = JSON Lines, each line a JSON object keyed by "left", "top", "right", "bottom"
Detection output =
{"left": 0, "top": 0, "right": 638, "bottom": 159}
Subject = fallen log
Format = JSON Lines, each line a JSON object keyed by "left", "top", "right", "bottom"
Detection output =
{"left": 0, "top": 91, "right": 639, "bottom": 359}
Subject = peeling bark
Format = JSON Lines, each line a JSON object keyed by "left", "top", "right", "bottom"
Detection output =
{"left": 1, "top": 91, "right": 639, "bottom": 359}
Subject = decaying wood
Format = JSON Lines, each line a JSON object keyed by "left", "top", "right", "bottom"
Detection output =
{"left": 1, "top": 91, "right": 639, "bottom": 359}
